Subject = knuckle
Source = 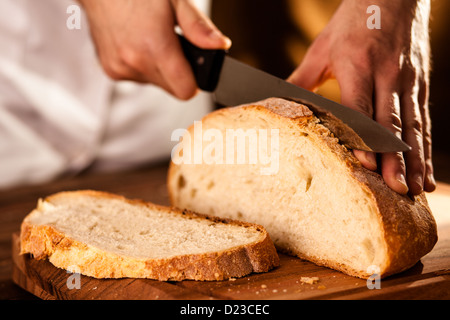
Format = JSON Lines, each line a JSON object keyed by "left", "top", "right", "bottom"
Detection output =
{"left": 101, "top": 62, "right": 122, "bottom": 80}
{"left": 379, "top": 112, "right": 403, "bottom": 134}
{"left": 390, "top": 151, "right": 407, "bottom": 168}
{"left": 404, "top": 116, "right": 423, "bottom": 135}
{"left": 423, "top": 130, "right": 432, "bottom": 146}
{"left": 353, "top": 38, "right": 387, "bottom": 69}
{"left": 102, "top": 60, "right": 130, "bottom": 80}
{"left": 118, "top": 46, "right": 143, "bottom": 70}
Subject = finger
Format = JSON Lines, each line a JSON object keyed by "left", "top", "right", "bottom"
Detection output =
{"left": 374, "top": 84, "right": 409, "bottom": 195}
{"left": 153, "top": 30, "right": 199, "bottom": 100}
{"left": 133, "top": 0, "right": 199, "bottom": 100}
{"left": 109, "top": 45, "right": 186, "bottom": 97}
{"left": 125, "top": 35, "right": 197, "bottom": 99}
{"left": 171, "top": 0, "right": 231, "bottom": 50}
{"left": 380, "top": 152, "right": 409, "bottom": 195}
{"left": 338, "top": 63, "right": 374, "bottom": 118}
{"left": 138, "top": 61, "right": 179, "bottom": 95}
{"left": 353, "top": 150, "right": 377, "bottom": 171}
{"left": 401, "top": 87, "right": 425, "bottom": 196}
{"left": 110, "top": 46, "right": 182, "bottom": 95}
{"left": 88, "top": 26, "right": 149, "bottom": 83}
{"left": 287, "top": 37, "right": 330, "bottom": 91}
{"left": 336, "top": 63, "right": 379, "bottom": 171}
{"left": 422, "top": 112, "right": 436, "bottom": 192}
{"left": 418, "top": 79, "right": 436, "bottom": 192}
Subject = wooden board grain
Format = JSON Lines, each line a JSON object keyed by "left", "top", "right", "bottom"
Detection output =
{"left": 11, "top": 226, "right": 450, "bottom": 300}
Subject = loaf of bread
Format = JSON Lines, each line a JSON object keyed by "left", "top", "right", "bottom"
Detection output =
{"left": 168, "top": 97, "right": 438, "bottom": 279}
{"left": 20, "top": 190, "right": 279, "bottom": 281}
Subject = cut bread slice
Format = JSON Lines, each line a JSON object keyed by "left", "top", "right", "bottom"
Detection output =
{"left": 20, "top": 190, "right": 279, "bottom": 281}
{"left": 168, "top": 98, "right": 438, "bottom": 279}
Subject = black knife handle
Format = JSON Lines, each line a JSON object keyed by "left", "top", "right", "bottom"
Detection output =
{"left": 178, "top": 34, "right": 226, "bottom": 92}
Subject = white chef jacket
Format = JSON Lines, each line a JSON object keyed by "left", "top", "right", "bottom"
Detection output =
{"left": 0, "top": 0, "right": 213, "bottom": 189}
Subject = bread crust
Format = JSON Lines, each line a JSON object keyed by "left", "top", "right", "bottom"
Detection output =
{"left": 168, "top": 98, "right": 438, "bottom": 279}
{"left": 20, "top": 190, "right": 280, "bottom": 281}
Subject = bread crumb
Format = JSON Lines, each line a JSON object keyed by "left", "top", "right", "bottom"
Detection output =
{"left": 272, "top": 289, "right": 278, "bottom": 293}
{"left": 229, "top": 278, "right": 236, "bottom": 281}
{"left": 261, "top": 284, "right": 267, "bottom": 289}
{"left": 300, "top": 276, "right": 319, "bottom": 284}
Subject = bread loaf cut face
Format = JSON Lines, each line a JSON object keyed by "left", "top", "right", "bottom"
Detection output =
{"left": 168, "top": 98, "right": 438, "bottom": 279}
{"left": 20, "top": 190, "right": 279, "bottom": 281}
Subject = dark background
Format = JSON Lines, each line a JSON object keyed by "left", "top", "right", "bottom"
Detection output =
{"left": 211, "top": 0, "right": 450, "bottom": 183}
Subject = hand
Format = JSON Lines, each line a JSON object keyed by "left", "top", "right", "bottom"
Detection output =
{"left": 78, "top": 0, "right": 231, "bottom": 100}
{"left": 288, "top": 0, "right": 435, "bottom": 195}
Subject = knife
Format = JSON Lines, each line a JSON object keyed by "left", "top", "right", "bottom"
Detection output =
{"left": 178, "top": 35, "right": 410, "bottom": 153}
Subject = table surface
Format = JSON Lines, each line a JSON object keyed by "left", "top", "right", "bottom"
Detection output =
{"left": 1, "top": 161, "right": 449, "bottom": 300}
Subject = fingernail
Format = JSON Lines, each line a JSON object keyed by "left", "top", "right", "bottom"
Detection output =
{"left": 396, "top": 173, "right": 409, "bottom": 194}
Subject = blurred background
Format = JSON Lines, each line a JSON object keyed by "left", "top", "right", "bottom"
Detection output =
{"left": 212, "top": 0, "right": 450, "bottom": 183}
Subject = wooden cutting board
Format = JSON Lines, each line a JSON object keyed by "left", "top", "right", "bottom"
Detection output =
{"left": 11, "top": 225, "right": 450, "bottom": 300}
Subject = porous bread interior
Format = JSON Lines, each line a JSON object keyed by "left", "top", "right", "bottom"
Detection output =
{"left": 27, "top": 193, "right": 265, "bottom": 260}
{"left": 170, "top": 107, "right": 388, "bottom": 274}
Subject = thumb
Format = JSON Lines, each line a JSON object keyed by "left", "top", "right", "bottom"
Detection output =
{"left": 171, "top": 0, "right": 231, "bottom": 50}
{"left": 287, "top": 39, "right": 330, "bottom": 91}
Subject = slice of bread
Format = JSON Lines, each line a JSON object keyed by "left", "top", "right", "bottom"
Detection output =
{"left": 20, "top": 190, "right": 279, "bottom": 281}
{"left": 168, "top": 98, "right": 438, "bottom": 279}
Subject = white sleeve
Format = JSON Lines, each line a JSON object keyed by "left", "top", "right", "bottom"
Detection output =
{"left": 0, "top": 0, "right": 213, "bottom": 189}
